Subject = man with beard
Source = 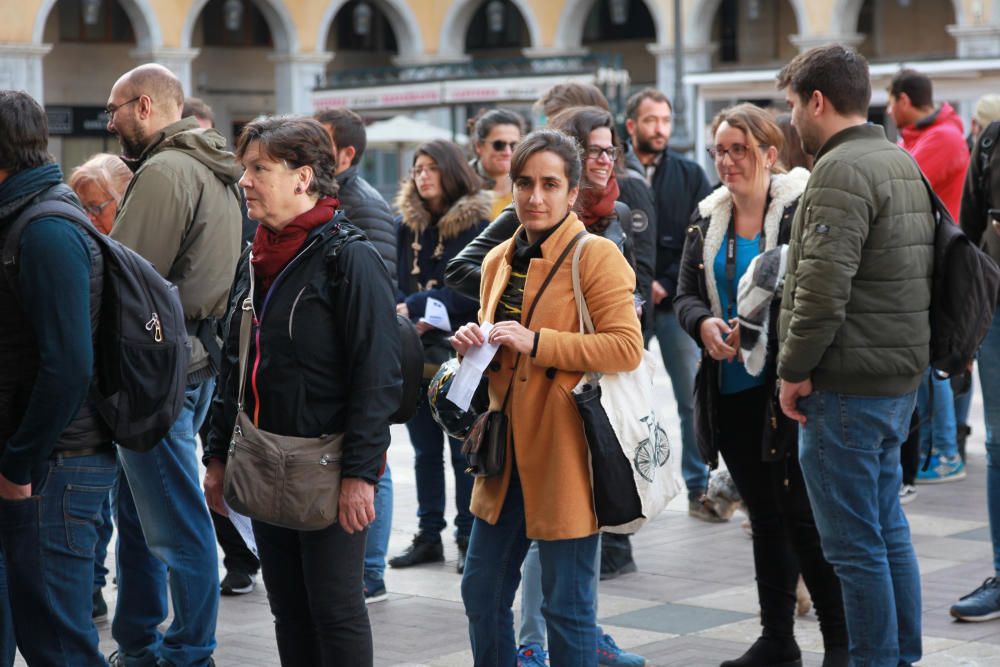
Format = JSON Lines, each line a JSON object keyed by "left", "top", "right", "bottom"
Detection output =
{"left": 623, "top": 89, "right": 719, "bottom": 522}
{"left": 777, "top": 44, "right": 933, "bottom": 666}
{"left": 105, "top": 64, "right": 242, "bottom": 667}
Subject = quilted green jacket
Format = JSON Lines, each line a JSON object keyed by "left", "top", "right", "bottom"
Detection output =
{"left": 778, "top": 123, "right": 934, "bottom": 396}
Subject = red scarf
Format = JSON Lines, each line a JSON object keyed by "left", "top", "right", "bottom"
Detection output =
{"left": 251, "top": 196, "right": 339, "bottom": 294}
{"left": 577, "top": 174, "right": 620, "bottom": 227}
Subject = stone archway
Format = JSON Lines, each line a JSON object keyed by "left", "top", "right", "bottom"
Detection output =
{"left": 553, "top": 0, "right": 666, "bottom": 51}
{"left": 34, "top": 0, "right": 159, "bottom": 51}
{"left": 315, "top": 0, "right": 422, "bottom": 64}
{"left": 438, "top": 0, "right": 543, "bottom": 59}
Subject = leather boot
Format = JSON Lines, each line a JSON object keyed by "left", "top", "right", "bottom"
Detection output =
{"left": 388, "top": 533, "right": 444, "bottom": 568}
{"left": 719, "top": 636, "right": 802, "bottom": 667}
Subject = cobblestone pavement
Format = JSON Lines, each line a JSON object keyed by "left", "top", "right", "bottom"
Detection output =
{"left": 22, "top": 346, "right": 1000, "bottom": 666}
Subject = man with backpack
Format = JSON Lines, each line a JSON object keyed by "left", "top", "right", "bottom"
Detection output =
{"left": 105, "top": 64, "right": 242, "bottom": 667}
{"left": 951, "top": 117, "right": 1000, "bottom": 622}
{"left": 777, "top": 45, "right": 934, "bottom": 665}
{"left": 889, "top": 68, "right": 970, "bottom": 483}
{"left": 0, "top": 89, "right": 118, "bottom": 666}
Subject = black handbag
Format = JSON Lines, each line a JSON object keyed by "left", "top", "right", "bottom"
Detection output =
{"left": 461, "top": 230, "right": 588, "bottom": 478}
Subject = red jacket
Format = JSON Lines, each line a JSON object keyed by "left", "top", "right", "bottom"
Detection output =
{"left": 899, "top": 102, "right": 969, "bottom": 221}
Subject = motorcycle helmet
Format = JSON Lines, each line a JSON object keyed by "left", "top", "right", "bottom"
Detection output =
{"left": 427, "top": 358, "right": 490, "bottom": 439}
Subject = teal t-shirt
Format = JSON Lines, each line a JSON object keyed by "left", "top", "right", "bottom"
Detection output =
{"left": 713, "top": 232, "right": 767, "bottom": 395}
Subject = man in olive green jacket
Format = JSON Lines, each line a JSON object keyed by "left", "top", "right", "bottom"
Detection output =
{"left": 776, "top": 45, "right": 934, "bottom": 667}
{"left": 105, "top": 63, "right": 241, "bottom": 667}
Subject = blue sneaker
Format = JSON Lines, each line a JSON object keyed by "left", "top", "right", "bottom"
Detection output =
{"left": 517, "top": 643, "right": 548, "bottom": 667}
{"left": 916, "top": 454, "right": 966, "bottom": 484}
{"left": 363, "top": 578, "right": 387, "bottom": 604}
{"left": 597, "top": 632, "right": 647, "bottom": 666}
{"left": 950, "top": 577, "right": 1000, "bottom": 621}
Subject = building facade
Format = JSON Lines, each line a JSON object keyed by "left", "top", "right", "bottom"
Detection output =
{"left": 2, "top": 0, "right": 999, "bottom": 171}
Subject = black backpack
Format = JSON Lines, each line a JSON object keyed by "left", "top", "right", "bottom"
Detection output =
{"left": 1, "top": 187, "right": 190, "bottom": 451}
{"left": 392, "top": 313, "right": 423, "bottom": 424}
{"left": 915, "top": 173, "right": 1000, "bottom": 375}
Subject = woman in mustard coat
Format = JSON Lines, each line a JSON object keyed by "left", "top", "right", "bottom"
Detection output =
{"left": 452, "top": 129, "right": 643, "bottom": 666}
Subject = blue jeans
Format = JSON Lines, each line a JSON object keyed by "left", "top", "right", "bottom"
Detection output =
{"left": 113, "top": 380, "right": 220, "bottom": 667}
{"left": 651, "top": 309, "right": 707, "bottom": 496}
{"left": 916, "top": 368, "right": 958, "bottom": 459}
{"left": 518, "top": 536, "right": 604, "bottom": 649}
{"left": 798, "top": 390, "right": 921, "bottom": 667}
{"left": 406, "top": 393, "right": 473, "bottom": 539}
{"left": 979, "top": 313, "right": 1000, "bottom": 575}
{"left": 364, "top": 462, "right": 393, "bottom": 586}
{"left": 94, "top": 476, "right": 117, "bottom": 592}
{"left": 0, "top": 451, "right": 117, "bottom": 666}
{"left": 461, "top": 470, "right": 599, "bottom": 666}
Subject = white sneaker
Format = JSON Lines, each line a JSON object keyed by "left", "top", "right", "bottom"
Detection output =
{"left": 899, "top": 484, "right": 918, "bottom": 504}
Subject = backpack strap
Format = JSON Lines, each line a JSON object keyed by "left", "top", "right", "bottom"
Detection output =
{"left": 2, "top": 198, "right": 96, "bottom": 299}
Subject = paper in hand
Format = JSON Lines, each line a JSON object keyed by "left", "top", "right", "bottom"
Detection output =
{"left": 447, "top": 322, "right": 499, "bottom": 411}
{"left": 422, "top": 297, "right": 452, "bottom": 332}
{"left": 224, "top": 499, "right": 259, "bottom": 558}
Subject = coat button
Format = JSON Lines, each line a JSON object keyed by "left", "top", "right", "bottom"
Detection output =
{"left": 770, "top": 448, "right": 777, "bottom": 455}
{"left": 698, "top": 263, "right": 704, "bottom": 269}
{"left": 520, "top": 376, "right": 528, "bottom": 382}
{"left": 545, "top": 367, "right": 556, "bottom": 379}
{"left": 489, "top": 361, "right": 500, "bottom": 372}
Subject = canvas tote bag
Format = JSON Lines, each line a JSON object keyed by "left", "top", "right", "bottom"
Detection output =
{"left": 570, "top": 236, "right": 682, "bottom": 533}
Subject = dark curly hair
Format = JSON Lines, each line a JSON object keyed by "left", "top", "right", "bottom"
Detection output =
{"left": 235, "top": 115, "right": 338, "bottom": 198}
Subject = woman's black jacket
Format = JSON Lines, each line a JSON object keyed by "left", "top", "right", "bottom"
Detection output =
{"left": 205, "top": 215, "right": 402, "bottom": 483}
{"left": 673, "top": 195, "right": 799, "bottom": 470}
{"left": 444, "top": 201, "right": 643, "bottom": 301}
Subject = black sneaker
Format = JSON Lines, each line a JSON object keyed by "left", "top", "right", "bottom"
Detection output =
{"left": 456, "top": 536, "right": 469, "bottom": 574}
{"left": 220, "top": 571, "right": 255, "bottom": 596}
{"left": 92, "top": 588, "right": 108, "bottom": 622}
{"left": 110, "top": 651, "right": 214, "bottom": 666}
{"left": 388, "top": 534, "right": 444, "bottom": 568}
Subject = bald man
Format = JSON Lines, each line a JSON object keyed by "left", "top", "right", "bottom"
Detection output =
{"left": 106, "top": 63, "right": 242, "bottom": 667}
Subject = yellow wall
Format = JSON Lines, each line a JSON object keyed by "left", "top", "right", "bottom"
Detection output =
{"left": 0, "top": 0, "right": 44, "bottom": 42}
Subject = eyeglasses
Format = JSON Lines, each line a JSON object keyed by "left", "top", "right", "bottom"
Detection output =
{"left": 411, "top": 164, "right": 440, "bottom": 178}
{"left": 104, "top": 96, "right": 142, "bottom": 122}
{"left": 84, "top": 198, "right": 115, "bottom": 217}
{"left": 585, "top": 145, "right": 619, "bottom": 161}
{"left": 490, "top": 140, "right": 518, "bottom": 152}
{"left": 707, "top": 143, "right": 769, "bottom": 162}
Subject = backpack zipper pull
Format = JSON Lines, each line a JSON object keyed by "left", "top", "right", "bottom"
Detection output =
{"left": 145, "top": 312, "right": 163, "bottom": 342}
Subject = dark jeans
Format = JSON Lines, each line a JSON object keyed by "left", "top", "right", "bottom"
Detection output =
{"left": 253, "top": 519, "right": 372, "bottom": 666}
{"left": 461, "top": 468, "right": 599, "bottom": 666}
{"left": 198, "top": 419, "right": 259, "bottom": 576}
{"left": 717, "top": 387, "right": 847, "bottom": 647}
{"left": 407, "top": 392, "right": 473, "bottom": 540}
{"left": 0, "top": 450, "right": 117, "bottom": 666}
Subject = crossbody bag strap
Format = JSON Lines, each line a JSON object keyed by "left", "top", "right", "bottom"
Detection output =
{"left": 499, "top": 229, "right": 589, "bottom": 410}
{"left": 236, "top": 255, "right": 258, "bottom": 412}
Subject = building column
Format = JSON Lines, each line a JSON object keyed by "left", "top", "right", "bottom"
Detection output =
{"left": 130, "top": 48, "right": 201, "bottom": 95}
{"left": 948, "top": 25, "right": 1000, "bottom": 58}
{"left": 270, "top": 52, "right": 334, "bottom": 115}
{"left": 0, "top": 43, "right": 53, "bottom": 103}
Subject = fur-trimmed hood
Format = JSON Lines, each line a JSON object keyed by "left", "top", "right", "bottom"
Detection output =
{"left": 395, "top": 179, "right": 492, "bottom": 242}
{"left": 696, "top": 167, "right": 810, "bottom": 319}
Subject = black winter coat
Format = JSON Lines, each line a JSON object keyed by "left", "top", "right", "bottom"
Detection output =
{"left": 626, "top": 142, "right": 713, "bottom": 309}
{"left": 674, "top": 172, "right": 806, "bottom": 469}
{"left": 444, "top": 202, "right": 642, "bottom": 302}
{"left": 205, "top": 215, "right": 402, "bottom": 483}
{"left": 336, "top": 165, "right": 398, "bottom": 281}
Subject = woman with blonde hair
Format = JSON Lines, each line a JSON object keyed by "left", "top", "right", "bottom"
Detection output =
{"left": 675, "top": 104, "right": 847, "bottom": 667}
{"left": 69, "top": 153, "right": 131, "bottom": 234}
